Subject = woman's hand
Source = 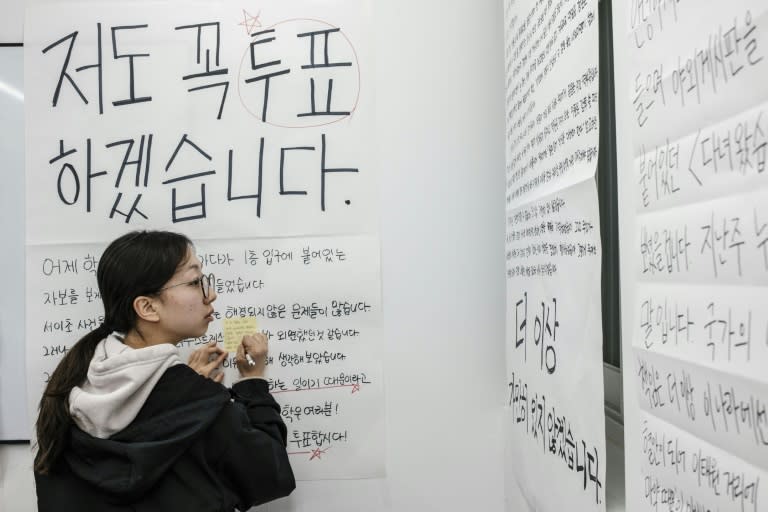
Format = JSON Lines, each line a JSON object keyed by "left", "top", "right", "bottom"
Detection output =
{"left": 188, "top": 340, "right": 228, "bottom": 383}
{"left": 236, "top": 333, "right": 268, "bottom": 378}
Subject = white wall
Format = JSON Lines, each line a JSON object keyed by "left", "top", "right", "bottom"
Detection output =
{"left": 0, "top": 445, "right": 35, "bottom": 510}
{"left": 0, "top": 0, "right": 507, "bottom": 510}
{"left": 375, "top": 1, "right": 506, "bottom": 508}
{"left": 0, "top": 1, "right": 23, "bottom": 42}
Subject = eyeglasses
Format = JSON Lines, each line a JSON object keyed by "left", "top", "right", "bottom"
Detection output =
{"left": 157, "top": 273, "right": 215, "bottom": 300}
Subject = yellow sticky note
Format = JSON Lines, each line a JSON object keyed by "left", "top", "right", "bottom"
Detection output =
{"left": 223, "top": 316, "right": 258, "bottom": 353}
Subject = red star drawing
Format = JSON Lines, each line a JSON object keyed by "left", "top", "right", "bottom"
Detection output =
{"left": 310, "top": 447, "right": 329, "bottom": 460}
{"left": 238, "top": 9, "right": 262, "bottom": 35}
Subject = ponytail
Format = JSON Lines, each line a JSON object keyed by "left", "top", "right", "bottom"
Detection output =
{"left": 34, "top": 323, "right": 112, "bottom": 474}
{"left": 33, "top": 230, "right": 192, "bottom": 474}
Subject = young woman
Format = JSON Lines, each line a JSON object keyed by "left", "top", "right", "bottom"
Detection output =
{"left": 34, "top": 230, "right": 295, "bottom": 511}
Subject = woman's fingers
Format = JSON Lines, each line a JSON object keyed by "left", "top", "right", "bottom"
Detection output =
{"left": 200, "top": 350, "right": 227, "bottom": 376}
{"left": 188, "top": 342, "right": 229, "bottom": 381}
{"left": 189, "top": 343, "right": 221, "bottom": 363}
{"left": 242, "top": 333, "right": 268, "bottom": 357}
{"left": 214, "top": 350, "right": 228, "bottom": 366}
{"left": 238, "top": 334, "right": 268, "bottom": 378}
{"left": 204, "top": 343, "right": 226, "bottom": 357}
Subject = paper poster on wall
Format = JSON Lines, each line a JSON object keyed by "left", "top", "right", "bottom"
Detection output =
{"left": 504, "top": 0, "right": 600, "bottom": 211}
{"left": 24, "top": 0, "right": 383, "bottom": 480}
{"left": 503, "top": 0, "right": 605, "bottom": 508}
{"left": 627, "top": 1, "right": 768, "bottom": 510}
{"left": 638, "top": 410, "right": 767, "bottom": 512}
{"left": 633, "top": 281, "right": 768, "bottom": 382}
{"left": 25, "top": 0, "right": 375, "bottom": 243}
{"left": 25, "top": 235, "right": 384, "bottom": 479}
{"left": 504, "top": 180, "right": 605, "bottom": 511}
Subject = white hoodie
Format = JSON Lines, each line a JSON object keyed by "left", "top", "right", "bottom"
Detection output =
{"left": 69, "top": 333, "right": 183, "bottom": 439}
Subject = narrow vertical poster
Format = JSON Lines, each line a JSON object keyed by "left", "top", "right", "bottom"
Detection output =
{"left": 627, "top": 1, "right": 768, "bottom": 510}
{"left": 503, "top": 0, "right": 606, "bottom": 509}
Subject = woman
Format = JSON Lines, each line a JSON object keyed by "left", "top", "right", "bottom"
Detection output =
{"left": 34, "top": 230, "right": 295, "bottom": 511}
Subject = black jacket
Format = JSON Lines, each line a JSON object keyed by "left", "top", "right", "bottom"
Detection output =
{"left": 35, "top": 365, "right": 295, "bottom": 511}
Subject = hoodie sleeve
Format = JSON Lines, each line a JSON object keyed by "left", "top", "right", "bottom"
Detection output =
{"left": 231, "top": 379, "right": 288, "bottom": 445}
{"left": 215, "top": 379, "right": 296, "bottom": 509}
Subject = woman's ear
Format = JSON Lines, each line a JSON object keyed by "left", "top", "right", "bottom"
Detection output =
{"left": 133, "top": 295, "right": 161, "bottom": 323}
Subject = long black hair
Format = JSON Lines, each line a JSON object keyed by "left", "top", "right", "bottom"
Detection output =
{"left": 34, "top": 230, "right": 192, "bottom": 474}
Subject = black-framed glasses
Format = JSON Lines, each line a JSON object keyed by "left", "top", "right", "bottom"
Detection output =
{"left": 157, "top": 273, "right": 215, "bottom": 300}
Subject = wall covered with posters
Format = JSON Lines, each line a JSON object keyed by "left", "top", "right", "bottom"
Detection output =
{"left": 1, "top": 1, "right": 508, "bottom": 511}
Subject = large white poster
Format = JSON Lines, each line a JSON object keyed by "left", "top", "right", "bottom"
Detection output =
{"left": 24, "top": 1, "right": 382, "bottom": 480}
{"left": 25, "top": 1, "right": 374, "bottom": 243}
{"left": 503, "top": 0, "right": 605, "bottom": 509}
{"left": 627, "top": 1, "right": 768, "bottom": 510}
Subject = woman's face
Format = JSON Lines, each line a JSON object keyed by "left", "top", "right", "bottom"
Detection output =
{"left": 155, "top": 247, "right": 217, "bottom": 342}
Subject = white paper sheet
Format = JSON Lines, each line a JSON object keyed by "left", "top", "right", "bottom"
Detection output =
{"left": 503, "top": 0, "right": 605, "bottom": 509}
{"left": 636, "top": 189, "right": 768, "bottom": 285}
{"left": 633, "top": 281, "right": 768, "bottom": 382}
{"left": 504, "top": 0, "right": 600, "bottom": 210}
{"left": 633, "top": 347, "right": 768, "bottom": 472}
{"left": 634, "top": 102, "right": 768, "bottom": 213}
{"left": 25, "top": 235, "right": 384, "bottom": 479}
{"left": 629, "top": 1, "right": 768, "bottom": 154}
{"left": 637, "top": 410, "right": 767, "bottom": 512}
{"left": 24, "top": 1, "right": 376, "bottom": 244}
{"left": 503, "top": 178, "right": 606, "bottom": 510}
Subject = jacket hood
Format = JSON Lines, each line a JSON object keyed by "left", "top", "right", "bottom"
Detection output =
{"left": 63, "top": 338, "right": 231, "bottom": 501}
{"left": 69, "top": 333, "right": 182, "bottom": 439}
